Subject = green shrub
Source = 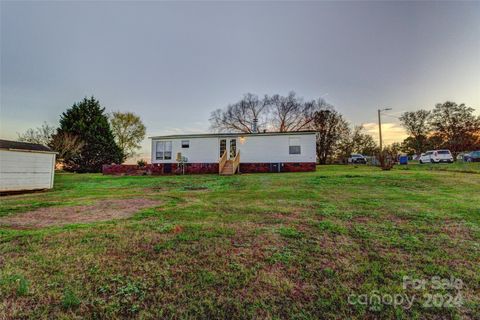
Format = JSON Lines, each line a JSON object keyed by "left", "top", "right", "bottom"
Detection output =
{"left": 137, "top": 159, "right": 147, "bottom": 167}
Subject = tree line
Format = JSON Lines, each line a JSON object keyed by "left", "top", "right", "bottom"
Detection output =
{"left": 399, "top": 101, "right": 480, "bottom": 156}
{"left": 18, "top": 97, "right": 146, "bottom": 172}
{"left": 211, "top": 93, "right": 479, "bottom": 162}
{"left": 18, "top": 93, "right": 478, "bottom": 171}
{"left": 210, "top": 92, "right": 378, "bottom": 164}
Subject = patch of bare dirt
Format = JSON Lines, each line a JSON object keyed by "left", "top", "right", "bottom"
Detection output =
{"left": 0, "top": 198, "right": 161, "bottom": 229}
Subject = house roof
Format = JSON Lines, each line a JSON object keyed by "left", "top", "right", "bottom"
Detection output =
{"left": 149, "top": 130, "right": 317, "bottom": 140}
{"left": 0, "top": 139, "right": 55, "bottom": 153}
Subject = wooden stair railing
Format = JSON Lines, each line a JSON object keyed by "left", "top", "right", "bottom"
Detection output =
{"left": 219, "top": 150, "right": 240, "bottom": 175}
{"left": 232, "top": 150, "right": 240, "bottom": 174}
{"left": 218, "top": 150, "right": 227, "bottom": 174}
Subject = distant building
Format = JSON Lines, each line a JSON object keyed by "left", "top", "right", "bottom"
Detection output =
{"left": 0, "top": 140, "right": 56, "bottom": 192}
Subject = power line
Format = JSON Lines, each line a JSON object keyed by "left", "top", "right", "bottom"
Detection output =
{"left": 382, "top": 113, "right": 401, "bottom": 120}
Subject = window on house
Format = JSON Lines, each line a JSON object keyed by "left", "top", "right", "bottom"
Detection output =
{"left": 156, "top": 141, "right": 172, "bottom": 160}
{"left": 289, "top": 138, "right": 301, "bottom": 155}
{"left": 181, "top": 140, "right": 189, "bottom": 148}
{"left": 219, "top": 139, "right": 226, "bottom": 157}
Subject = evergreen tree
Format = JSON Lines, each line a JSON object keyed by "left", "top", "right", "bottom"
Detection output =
{"left": 58, "top": 97, "right": 124, "bottom": 172}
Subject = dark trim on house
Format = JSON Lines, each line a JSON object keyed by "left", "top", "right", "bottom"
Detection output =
{"left": 149, "top": 131, "right": 317, "bottom": 140}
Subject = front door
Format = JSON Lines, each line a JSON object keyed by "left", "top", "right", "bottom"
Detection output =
{"left": 219, "top": 138, "right": 237, "bottom": 159}
{"left": 219, "top": 139, "right": 227, "bottom": 158}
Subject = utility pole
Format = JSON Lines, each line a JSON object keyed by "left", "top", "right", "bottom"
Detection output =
{"left": 378, "top": 109, "right": 383, "bottom": 152}
{"left": 377, "top": 108, "right": 392, "bottom": 151}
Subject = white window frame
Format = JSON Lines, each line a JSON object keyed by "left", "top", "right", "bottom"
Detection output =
{"left": 289, "top": 137, "right": 301, "bottom": 155}
{"left": 156, "top": 141, "right": 172, "bottom": 160}
{"left": 181, "top": 140, "right": 190, "bottom": 148}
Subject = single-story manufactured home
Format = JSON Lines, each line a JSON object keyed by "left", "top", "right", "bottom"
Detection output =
{"left": 0, "top": 139, "right": 56, "bottom": 193}
{"left": 147, "top": 131, "right": 317, "bottom": 175}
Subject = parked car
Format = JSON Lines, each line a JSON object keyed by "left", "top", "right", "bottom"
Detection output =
{"left": 419, "top": 150, "right": 454, "bottom": 164}
{"left": 457, "top": 152, "right": 467, "bottom": 161}
{"left": 463, "top": 151, "right": 480, "bottom": 162}
{"left": 348, "top": 154, "right": 367, "bottom": 164}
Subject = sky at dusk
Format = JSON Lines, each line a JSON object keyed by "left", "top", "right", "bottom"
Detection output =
{"left": 1, "top": 1, "right": 479, "bottom": 159}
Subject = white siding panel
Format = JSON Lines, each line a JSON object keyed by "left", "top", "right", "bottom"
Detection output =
{"left": 0, "top": 150, "right": 56, "bottom": 191}
{"left": 239, "top": 134, "right": 316, "bottom": 163}
{"left": 151, "top": 137, "right": 219, "bottom": 164}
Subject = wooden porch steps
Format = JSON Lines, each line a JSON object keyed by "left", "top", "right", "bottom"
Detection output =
{"left": 220, "top": 160, "right": 234, "bottom": 175}
{"left": 219, "top": 150, "right": 240, "bottom": 175}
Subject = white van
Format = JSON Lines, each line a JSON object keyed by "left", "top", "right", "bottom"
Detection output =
{"left": 419, "top": 150, "right": 454, "bottom": 164}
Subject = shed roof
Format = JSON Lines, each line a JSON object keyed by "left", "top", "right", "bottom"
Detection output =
{"left": 150, "top": 130, "right": 317, "bottom": 140}
{"left": 0, "top": 139, "right": 55, "bottom": 153}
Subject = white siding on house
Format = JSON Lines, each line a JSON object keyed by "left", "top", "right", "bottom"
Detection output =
{"left": 150, "top": 133, "right": 316, "bottom": 164}
{"left": 151, "top": 137, "right": 219, "bottom": 163}
{"left": 0, "top": 150, "right": 56, "bottom": 192}
{"left": 239, "top": 134, "right": 316, "bottom": 163}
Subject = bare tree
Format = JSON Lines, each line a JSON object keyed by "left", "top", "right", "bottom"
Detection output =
{"left": 399, "top": 110, "right": 431, "bottom": 137}
{"left": 399, "top": 110, "right": 431, "bottom": 154}
{"left": 268, "top": 92, "right": 318, "bottom": 132}
{"left": 313, "top": 106, "right": 349, "bottom": 164}
{"left": 210, "top": 93, "right": 269, "bottom": 133}
{"left": 17, "top": 122, "right": 55, "bottom": 146}
{"left": 49, "top": 132, "right": 85, "bottom": 163}
{"left": 210, "top": 92, "right": 324, "bottom": 133}
{"left": 337, "top": 125, "right": 378, "bottom": 162}
{"left": 17, "top": 122, "right": 85, "bottom": 164}
{"left": 429, "top": 101, "right": 480, "bottom": 156}
{"left": 351, "top": 126, "right": 378, "bottom": 155}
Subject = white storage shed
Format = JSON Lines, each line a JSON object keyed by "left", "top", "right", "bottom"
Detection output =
{"left": 0, "top": 140, "right": 56, "bottom": 192}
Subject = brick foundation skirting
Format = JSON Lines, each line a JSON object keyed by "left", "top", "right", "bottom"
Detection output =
{"left": 102, "top": 163, "right": 219, "bottom": 175}
{"left": 239, "top": 162, "right": 316, "bottom": 173}
{"left": 102, "top": 162, "right": 316, "bottom": 175}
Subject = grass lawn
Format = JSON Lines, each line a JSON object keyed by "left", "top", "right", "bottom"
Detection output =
{"left": 0, "top": 163, "right": 479, "bottom": 319}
